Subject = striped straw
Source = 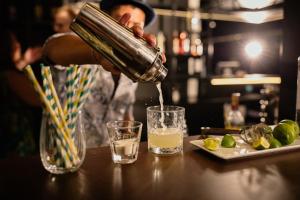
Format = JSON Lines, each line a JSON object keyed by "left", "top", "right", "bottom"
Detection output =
{"left": 43, "top": 67, "right": 72, "bottom": 138}
{"left": 69, "top": 66, "right": 92, "bottom": 135}
{"left": 42, "top": 66, "right": 81, "bottom": 164}
{"left": 64, "top": 65, "right": 78, "bottom": 124}
{"left": 41, "top": 67, "right": 69, "bottom": 167}
{"left": 43, "top": 67, "right": 81, "bottom": 165}
{"left": 24, "top": 65, "right": 79, "bottom": 167}
{"left": 41, "top": 68, "right": 62, "bottom": 167}
{"left": 77, "top": 66, "right": 98, "bottom": 111}
{"left": 41, "top": 67, "right": 73, "bottom": 168}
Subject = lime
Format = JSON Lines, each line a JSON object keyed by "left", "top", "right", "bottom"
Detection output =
{"left": 252, "top": 136, "right": 270, "bottom": 150}
{"left": 273, "top": 123, "right": 296, "bottom": 145}
{"left": 203, "top": 138, "right": 220, "bottom": 151}
{"left": 269, "top": 137, "right": 282, "bottom": 148}
{"left": 221, "top": 134, "right": 236, "bottom": 148}
{"left": 279, "top": 119, "right": 299, "bottom": 138}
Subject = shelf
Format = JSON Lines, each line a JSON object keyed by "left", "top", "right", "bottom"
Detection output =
{"left": 165, "top": 74, "right": 206, "bottom": 79}
{"left": 210, "top": 74, "right": 281, "bottom": 85}
{"left": 153, "top": 8, "right": 283, "bottom": 24}
{"left": 167, "top": 54, "right": 203, "bottom": 58}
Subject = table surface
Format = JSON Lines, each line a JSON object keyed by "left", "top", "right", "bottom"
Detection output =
{"left": 1, "top": 136, "right": 300, "bottom": 200}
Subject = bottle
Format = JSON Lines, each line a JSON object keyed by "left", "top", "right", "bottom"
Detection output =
{"left": 70, "top": 3, "right": 167, "bottom": 83}
{"left": 172, "top": 30, "right": 179, "bottom": 55}
{"left": 224, "top": 93, "right": 245, "bottom": 129}
{"left": 178, "top": 31, "right": 190, "bottom": 55}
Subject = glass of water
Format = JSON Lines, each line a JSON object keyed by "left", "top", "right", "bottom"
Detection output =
{"left": 106, "top": 120, "right": 142, "bottom": 164}
{"left": 147, "top": 105, "right": 185, "bottom": 155}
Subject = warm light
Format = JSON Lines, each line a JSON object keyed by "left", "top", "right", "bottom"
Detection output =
{"left": 241, "top": 11, "right": 268, "bottom": 24}
{"left": 245, "top": 41, "right": 263, "bottom": 59}
{"left": 179, "top": 32, "right": 187, "bottom": 39}
{"left": 238, "top": 0, "right": 275, "bottom": 9}
{"left": 211, "top": 76, "right": 281, "bottom": 85}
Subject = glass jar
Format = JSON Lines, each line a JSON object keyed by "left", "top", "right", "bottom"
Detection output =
{"left": 40, "top": 110, "right": 86, "bottom": 174}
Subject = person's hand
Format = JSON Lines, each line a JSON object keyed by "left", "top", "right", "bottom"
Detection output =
{"left": 98, "top": 13, "right": 166, "bottom": 75}
{"left": 15, "top": 47, "right": 43, "bottom": 70}
{"left": 119, "top": 13, "right": 166, "bottom": 63}
{"left": 23, "top": 47, "right": 43, "bottom": 64}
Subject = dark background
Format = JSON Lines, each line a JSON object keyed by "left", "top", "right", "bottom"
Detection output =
{"left": 1, "top": 0, "right": 299, "bottom": 141}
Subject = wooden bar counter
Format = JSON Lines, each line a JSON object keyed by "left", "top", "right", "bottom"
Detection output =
{"left": 1, "top": 136, "right": 300, "bottom": 199}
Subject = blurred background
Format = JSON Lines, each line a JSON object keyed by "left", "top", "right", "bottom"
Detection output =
{"left": 1, "top": 0, "right": 300, "bottom": 141}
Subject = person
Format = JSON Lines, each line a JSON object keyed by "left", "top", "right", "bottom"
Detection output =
{"left": 0, "top": 29, "right": 42, "bottom": 157}
{"left": 53, "top": 5, "right": 76, "bottom": 33}
{"left": 43, "top": 0, "right": 166, "bottom": 147}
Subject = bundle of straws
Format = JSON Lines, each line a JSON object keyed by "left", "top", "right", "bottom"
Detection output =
{"left": 24, "top": 65, "right": 97, "bottom": 168}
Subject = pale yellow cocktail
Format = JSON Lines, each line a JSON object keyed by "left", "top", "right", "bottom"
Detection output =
{"left": 147, "top": 105, "right": 185, "bottom": 155}
{"left": 148, "top": 128, "right": 183, "bottom": 154}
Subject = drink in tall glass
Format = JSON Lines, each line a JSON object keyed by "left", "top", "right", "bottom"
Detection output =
{"left": 147, "top": 106, "right": 185, "bottom": 154}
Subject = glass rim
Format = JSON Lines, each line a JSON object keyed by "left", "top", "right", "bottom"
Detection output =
{"left": 146, "top": 105, "right": 185, "bottom": 112}
{"left": 106, "top": 120, "right": 143, "bottom": 129}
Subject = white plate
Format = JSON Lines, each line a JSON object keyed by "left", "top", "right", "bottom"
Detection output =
{"left": 190, "top": 135, "right": 300, "bottom": 160}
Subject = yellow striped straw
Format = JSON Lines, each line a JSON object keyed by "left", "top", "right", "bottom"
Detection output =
{"left": 41, "top": 68, "right": 62, "bottom": 167}
{"left": 24, "top": 65, "right": 79, "bottom": 166}
{"left": 43, "top": 67, "right": 72, "bottom": 138}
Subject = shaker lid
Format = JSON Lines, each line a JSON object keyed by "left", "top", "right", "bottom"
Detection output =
{"left": 100, "top": 0, "right": 156, "bottom": 27}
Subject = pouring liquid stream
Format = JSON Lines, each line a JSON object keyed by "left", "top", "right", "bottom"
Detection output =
{"left": 156, "top": 82, "right": 167, "bottom": 129}
{"left": 148, "top": 83, "right": 183, "bottom": 154}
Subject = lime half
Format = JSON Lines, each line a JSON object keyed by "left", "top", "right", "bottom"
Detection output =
{"left": 252, "top": 136, "right": 270, "bottom": 150}
{"left": 221, "top": 134, "right": 236, "bottom": 148}
{"left": 203, "top": 138, "right": 220, "bottom": 151}
{"left": 269, "top": 137, "right": 282, "bottom": 148}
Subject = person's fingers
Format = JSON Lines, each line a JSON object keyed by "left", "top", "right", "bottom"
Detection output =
{"left": 161, "top": 53, "right": 166, "bottom": 63}
{"left": 143, "top": 33, "right": 156, "bottom": 46}
{"left": 119, "top": 13, "right": 131, "bottom": 26}
{"left": 132, "top": 25, "right": 143, "bottom": 37}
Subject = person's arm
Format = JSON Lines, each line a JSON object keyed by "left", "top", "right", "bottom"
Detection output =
{"left": 43, "top": 14, "right": 165, "bottom": 74}
{"left": 43, "top": 33, "right": 96, "bottom": 66}
{"left": 6, "top": 70, "right": 41, "bottom": 107}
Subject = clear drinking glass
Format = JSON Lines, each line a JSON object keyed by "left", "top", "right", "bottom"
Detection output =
{"left": 40, "top": 110, "right": 86, "bottom": 174}
{"left": 147, "top": 105, "right": 185, "bottom": 155}
{"left": 106, "top": 120, "right": 143, "bottom": 164}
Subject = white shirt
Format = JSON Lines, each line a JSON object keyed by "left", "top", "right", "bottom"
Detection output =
{"left": 52, "top": 65, "right": 138, "bottom": 148}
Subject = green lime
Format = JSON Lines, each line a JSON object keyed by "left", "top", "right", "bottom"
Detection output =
{"left": 279, "top": 119, "right": 299, "bottom": 138}
{"left": 203, "top": 138, "right": 220, "bottom": 151}
{"left": 221, "top": 134, "right": 236, "bottom": 148}
{"left": 273, "top": 123, "right": 296, "bottom": 145}
{"left": 269, "top": 137, "right": 282, "bottom": 148}
{"left": 252, "top": 136, "right": 270, "bottom": 150}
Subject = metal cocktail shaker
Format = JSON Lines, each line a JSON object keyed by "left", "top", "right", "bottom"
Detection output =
{"left": 70, "top": 3, "right": 167, "bottom": 83}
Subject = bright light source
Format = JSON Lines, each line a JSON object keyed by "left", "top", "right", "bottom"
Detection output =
{"left": 245, "top": 41, "right": 263, "bottom": 59}
{"left": 211, "top": 76, "right": 281, "bottom": 85}
{"left": 238, "top": 0, "right": 275, "bottom": 9}
{"left": 191, "top": 17, "right": 198, "bottom": 25}
{"left": 241, "top": 11, "right": 268, "bottom": 24}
